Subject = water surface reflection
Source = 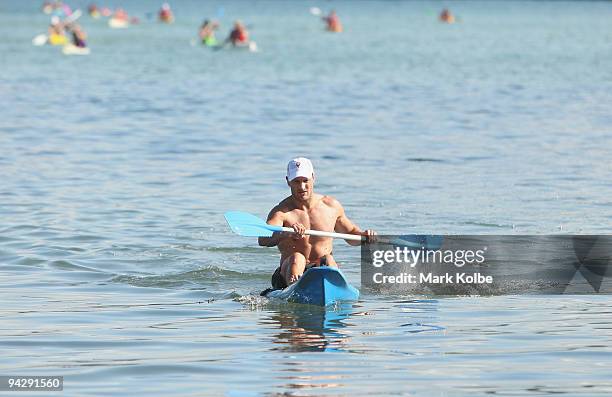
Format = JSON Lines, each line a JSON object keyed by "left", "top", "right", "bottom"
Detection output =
{"left": 262, "top": 304, "right": 358, "bottom": 353}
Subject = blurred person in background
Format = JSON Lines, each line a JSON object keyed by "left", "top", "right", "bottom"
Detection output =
{"left": 226, "top": 20, "right": 249, "bottom": 46}
{"left": 159, "top": 3, "right": 174, "bottom": 23}
{"left": 47, "top": 16, "right": 67, "bottom": 45}
{"left": 322, "top": 10, "right": 342, "bottom": 32}
{"left": 66, "top": 23, "right": 88, "bottom": 48}
{"left": 199, "top": 20, "right": 219, "bottom": 46}
{"left": 439, "top": 8, "right": 455, "bottom": 24}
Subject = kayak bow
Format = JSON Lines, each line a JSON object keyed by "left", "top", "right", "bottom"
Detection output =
{"left": 62, "top": 44, "right": 90, "bottom": 55}
{"left": 264, "top": 267, "right": 359, "bottom": 306}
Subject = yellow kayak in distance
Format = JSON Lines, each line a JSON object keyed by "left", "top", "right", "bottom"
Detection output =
{"left": 49, "top": 34, "right": 68, "bottom": 46}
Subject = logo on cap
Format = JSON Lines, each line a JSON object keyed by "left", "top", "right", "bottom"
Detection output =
{"left": 287, "top": 157, "right": 314, "bottom": 181}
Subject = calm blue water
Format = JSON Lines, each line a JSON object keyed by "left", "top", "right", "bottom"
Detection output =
{"left": 1, "top": 0, "right": 612, "bottom": 395}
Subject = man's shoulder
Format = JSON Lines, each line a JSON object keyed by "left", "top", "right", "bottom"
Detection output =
{"left": 269, "top": 197, "right": 294, "bottom": 214}
{"left": 320, "top": 194, "right": 342, "bottom": 210}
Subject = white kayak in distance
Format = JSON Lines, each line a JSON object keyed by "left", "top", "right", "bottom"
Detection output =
{"left": 222, "top": 41, "right": 258, "bottom": 52}
{"left": 62, "top": 44, "right": 90, "bottom": 55}
{"left": 238, "top": 41, "right": 258, "bottom": 52}
{"left": 209, "top": 41, "right": 258, "bottom": 53}
{"left": 108, "top": 18, "right": 129, "bottom": 29}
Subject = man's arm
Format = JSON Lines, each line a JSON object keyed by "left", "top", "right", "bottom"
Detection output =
{"left": 258, "top": 208, "right": 285, "bottom": 247}
{"left": 332, "top": 198, "right": 376, "bottom": 246}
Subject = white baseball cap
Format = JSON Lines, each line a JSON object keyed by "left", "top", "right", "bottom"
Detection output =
{"left": 287, "top": 157, "right": 314, "bottom": 181}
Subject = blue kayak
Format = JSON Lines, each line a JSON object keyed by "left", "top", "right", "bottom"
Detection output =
{"left": 264, "top": 267, "right": 359, "bottom": 306}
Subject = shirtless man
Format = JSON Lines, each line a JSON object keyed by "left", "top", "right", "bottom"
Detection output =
{"left": 259, "top": 157, "right": 376, "bottom": 289}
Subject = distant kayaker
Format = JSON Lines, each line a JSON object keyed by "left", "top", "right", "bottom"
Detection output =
{"left": 159, "top": 3, "right": 174, "bottom": 23}
{"left": 226, "top": 20, "right": 249, "bottom": 46}
{"left": 259, "top": 157, "right": 376, "bottom": 289}
{"left": 322, "top": 10, "right": 342, "bottom": 32}
{"left": 88, "top": 3, "right": 100, "bottom": 18}
{"left": 113, "top": 8, "right": 128, "bottom": 22}
{"left": 42, "top": 1, "right": 53, "bottom": 14}
{"left": 66, "top": 23, "right": 87, "bottom": 48}
{"left": 199, "top": 19, "right": 219, "bottom": 46}
{"left": 47, "top": 16, "right": 67, "bottom": 45}
{"left": 439, "top": 8, "right": 455, "bottom": 24}
{"left": 48, "top": 16, "right": 62, "bottom": 33}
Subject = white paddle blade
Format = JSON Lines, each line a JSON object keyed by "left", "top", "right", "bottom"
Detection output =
{"left": 64, "top": 9, "right": 82, "bottom": 24}
{"left": 32, "top": 34, "right": 48, "bottom": 46}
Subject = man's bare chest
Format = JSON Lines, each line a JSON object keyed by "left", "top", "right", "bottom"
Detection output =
{"left": 284, "top": 206, "right": 337, "bottom": 231}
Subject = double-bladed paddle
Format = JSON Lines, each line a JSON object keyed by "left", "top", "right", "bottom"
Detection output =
{"left": 224, "top": 211, "right": 363, "bottom": 241}
{"left": 224, "top": 211, "right": 444, "bottom": 249}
